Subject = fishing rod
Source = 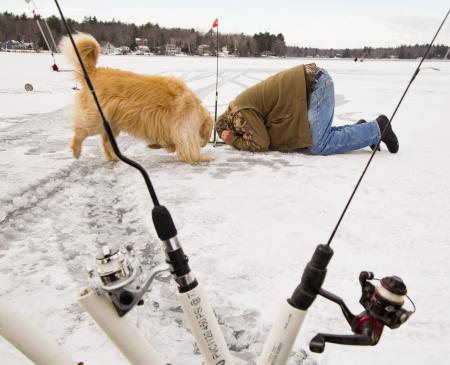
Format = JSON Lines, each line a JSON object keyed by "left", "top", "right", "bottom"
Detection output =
{"left": 25, "top": 0, "right": 60, "bottom": 71}
{"left": 327, "top": 8, "right": 449, "bottom": 247}
{"left": 53, "top": 1, "right": 233, "bottom": 364}
{"left": 213, "top": 18, "right": 219, "bottom": 145}
{"left": 211, "top": 18, "right": 224, "bottom": 146}
{"left": 258, "top": 9, "right": 449, "bottom": 364}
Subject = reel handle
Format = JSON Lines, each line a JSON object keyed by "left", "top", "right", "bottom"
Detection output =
{"left": 310, "top": 332, "right": 376, "bottom": 353}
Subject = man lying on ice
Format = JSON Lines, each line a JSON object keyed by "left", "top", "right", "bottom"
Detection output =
{"left": 215, "top": 64, "right": 399, "bottom": 155}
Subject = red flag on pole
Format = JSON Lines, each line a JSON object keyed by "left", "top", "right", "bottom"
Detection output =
{"left": 212, "top": 18, "right": 218, "bottom": 28}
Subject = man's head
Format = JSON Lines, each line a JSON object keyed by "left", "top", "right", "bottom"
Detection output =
{"left": 216, "top": 101, "right": 242, "bottom": 138}
{"left": 215, "top": 110, "right": 233, "bottom": 137}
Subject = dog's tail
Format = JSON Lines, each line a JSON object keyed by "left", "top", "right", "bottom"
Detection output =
{"left": 60, "top": 32, "right": 100, "bottom": 81}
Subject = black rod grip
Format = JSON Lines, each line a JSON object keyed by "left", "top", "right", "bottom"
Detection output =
{"left": 167, "top": 248, "right": 191, "bottom": 277}
{"left": 289, "top": 244, "right": 334, "bottom": 310}
{"left": 152, "top": 205, "right": 177, "bottom": 240}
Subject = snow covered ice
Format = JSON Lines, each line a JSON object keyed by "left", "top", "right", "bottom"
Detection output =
{"left": 1, "top": 52, "right": 449, "bottom": 365}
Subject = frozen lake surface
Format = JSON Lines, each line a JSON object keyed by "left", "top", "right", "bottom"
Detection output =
{"left": 1, "top": 52, "right": 449, "bottom": 365}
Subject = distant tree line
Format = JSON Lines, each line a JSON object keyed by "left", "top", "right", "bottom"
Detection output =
{"left": 1, "top": 11, "right": 448, "bottom": 59}
{"left": 287, "top": 44, "right": 450, "bottom": 59}
{"left": 0, "top": 11, "right": 288, "bottom": 56}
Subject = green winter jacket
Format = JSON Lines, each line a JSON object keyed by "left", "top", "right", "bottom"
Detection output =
{"left": 219, "top": 64, "right": 312, "bottom": 152}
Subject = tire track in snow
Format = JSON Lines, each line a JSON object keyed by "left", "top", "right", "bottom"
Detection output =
{"left": 193, "top": 70, "right": 248, "bottom": 97}
{"left": 0, "top": 141, "right": 163, "bottom": 355}
{"left": 183, "top": 71, "right": 215, "bottom": 83}
{"left": 0, "top": 159, "right": 105, "bottom": 225}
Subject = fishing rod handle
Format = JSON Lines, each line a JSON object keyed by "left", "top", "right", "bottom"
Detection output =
{"left": 153, "top": 205, "right": 233, "bottom": 364}
{"left": 153, "top": 205, "right": 198, "bottom": 292}
{"left": 0, "top": 298, "right": 76, "bottom": 365}
{"left": 257, "top": 301, "right": 307, "bottom": 365}
{"left": 257, "top": 244, "right": 333, "bottom": 365}
{"left": 79, "top": 287, "right": 166, "bottom": 365}
{"left": 289, "top": 244, "right": 334, "bottom": 310}
{"left": 178, "top": 283, "right": 234, "bottom": 365}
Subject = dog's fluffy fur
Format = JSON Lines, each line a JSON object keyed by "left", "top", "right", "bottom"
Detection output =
{"left": 60, "top": 33, "right": 213, "bottom": 164}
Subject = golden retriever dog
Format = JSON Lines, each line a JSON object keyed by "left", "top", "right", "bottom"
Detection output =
{"left": 60, "top": 33, "right": 213, "bottom": 164}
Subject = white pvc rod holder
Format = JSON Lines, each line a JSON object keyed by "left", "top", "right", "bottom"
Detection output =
{"left": 0, "top": 298, "right": 76, "bottom": 365}
{"left": 257, "top": 300, "right": 307, "bottom": 365}
{"left": 79, "top": 287, "right": 166, "bottom": 365}
{"left": 178, "top": 283, "right": 234, "bottom": 365}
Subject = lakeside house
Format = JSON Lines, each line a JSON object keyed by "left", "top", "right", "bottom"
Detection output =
{"left": 1, "top": 40, "right": 34, "bottom": 51}
{"left": 197, "top": 44, "right": 211, "bottom": 56}
{"left": 113, "top": 46, "right": 131, "bottom": 55}
{"left": 100, "top": 41, "right": 115, "bottom": 55}
{"left": 165, "top": 44, "right": 182, "bottom": 56}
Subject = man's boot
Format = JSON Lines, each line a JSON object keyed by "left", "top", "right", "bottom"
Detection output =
{"left": 357, "top": 116, "right": 399, "bottom": 153}
{"left": 376, "top": 115, "right": 399, "bottom": 153}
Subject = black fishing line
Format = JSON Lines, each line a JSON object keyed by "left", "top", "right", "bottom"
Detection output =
{"left": 54, "top": 0, "right": 160, "bottom": 207}
{"left": 326, "top": 9, "right": 450, "bottom": 247}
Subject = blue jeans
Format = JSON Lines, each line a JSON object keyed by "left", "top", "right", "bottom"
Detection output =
{"left": 307, "top": 70, "right": 380, "bottom": 155}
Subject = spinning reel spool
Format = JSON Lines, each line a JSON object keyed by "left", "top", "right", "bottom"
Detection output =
{"left": 359, "top": 272, "right": 415, "bottom": 330}
{"left": 94, "top": 245, "right": 139, "bottom": 291}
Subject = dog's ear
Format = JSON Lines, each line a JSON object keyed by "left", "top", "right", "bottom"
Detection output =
{"left": 199, "top": 107, "right": 213, "bottom": 147}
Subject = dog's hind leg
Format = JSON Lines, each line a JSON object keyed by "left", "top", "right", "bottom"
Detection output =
{"left": 101, "top": 131, "right": 119, "bottom": 161}
{"left": 70, "top": 109, "right": 101, "bottom": 159}
{"left": 101, "top": 129, "right": 120, "bottom": 161}
{"left": 70, "top": 127, "right": 89, "bottom": 159}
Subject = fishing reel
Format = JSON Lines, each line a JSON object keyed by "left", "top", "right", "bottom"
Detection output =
{"left": 359, "top": 271, "right": 414, "bottom": 329}
{"left": 88, "top": 244, "right": 169, "bottom": 317}
{"left": 309, "top": 271, "right": 415, "bottom": 353}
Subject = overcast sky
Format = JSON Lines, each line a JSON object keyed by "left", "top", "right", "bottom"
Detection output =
{"left": 3, "top": 0, "right": 450, "bottom": 48}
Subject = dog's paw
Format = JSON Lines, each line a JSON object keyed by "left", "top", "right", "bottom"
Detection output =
{"left": 199, "top": 154, "right": 215, "bottom": 162}
{"left": 165, "top": 145, "right": 176, "bottom": 153}
{"left": 70, "top": 144, "right": 81, "bottom": 159}
{"left": 102, "top": 147, "right": 119, "bottom": 161}
{"left": 105, "top": 155, "right": 119, "bottom": 162}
